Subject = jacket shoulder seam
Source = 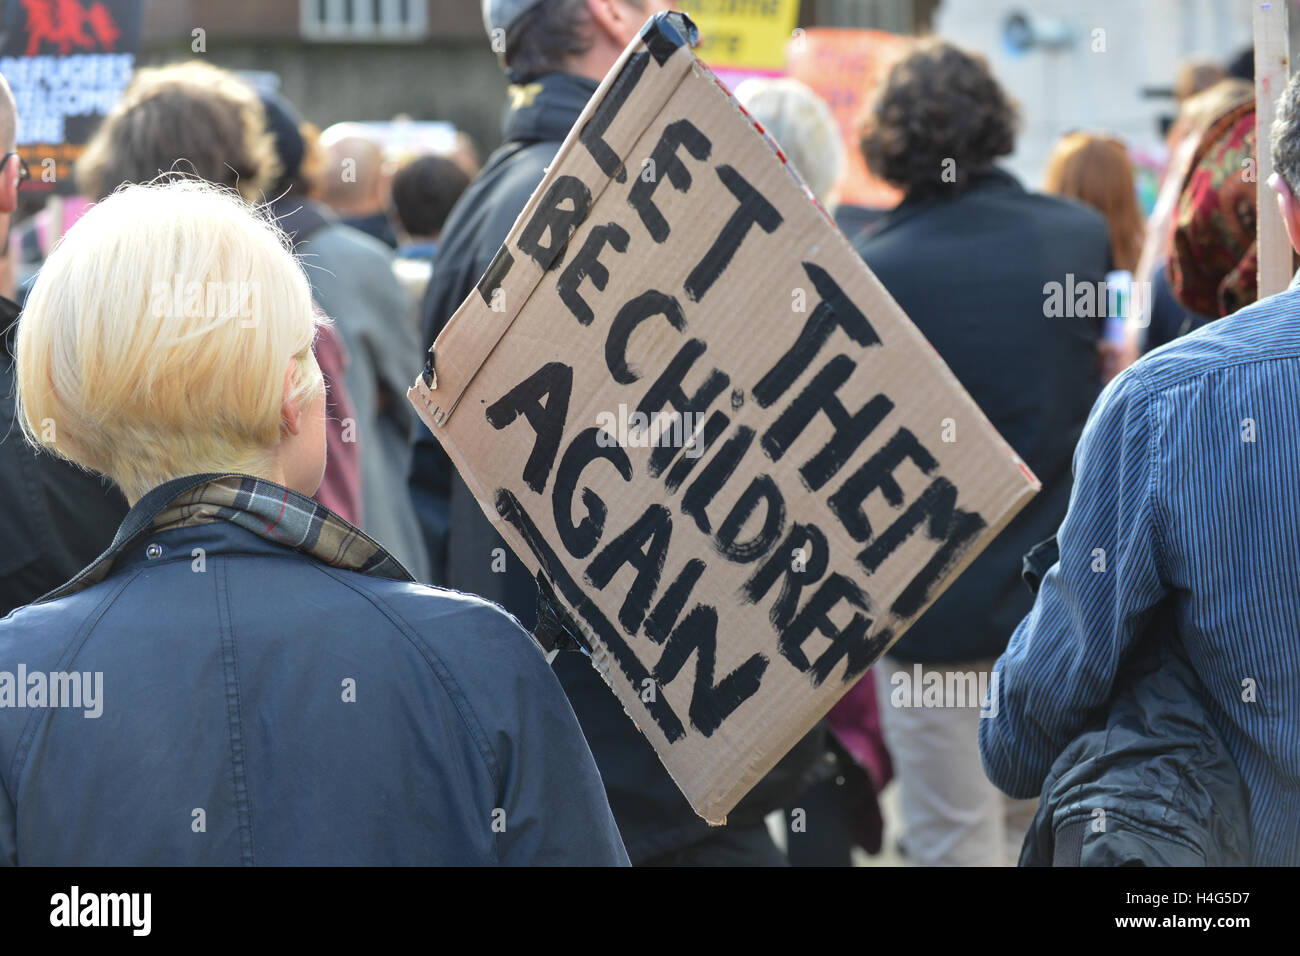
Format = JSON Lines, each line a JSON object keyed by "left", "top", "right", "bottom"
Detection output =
{"left": 308, "top": 566, "right": 505, "bottom": 804}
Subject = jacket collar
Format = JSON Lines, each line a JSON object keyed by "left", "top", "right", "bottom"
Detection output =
{"left": 39, "top": 473, "right": 413, "bottom": 603}
{"left": 501, "top": 71, "right": 599, "bottom": 146}
{"left": 864, "top": 166, "right": 1024, "bottom": 240}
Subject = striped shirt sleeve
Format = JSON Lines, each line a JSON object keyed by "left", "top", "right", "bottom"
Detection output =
{"left": 979, "top": 367, "right": 1169, "bottom": 799}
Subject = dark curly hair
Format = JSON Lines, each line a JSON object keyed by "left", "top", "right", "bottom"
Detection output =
{"left": 859, "top": 40, "right": 1019, "bottom": 200}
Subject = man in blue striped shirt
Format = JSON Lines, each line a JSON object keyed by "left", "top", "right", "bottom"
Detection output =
{"left": 980, "top": 74, "right": 1300, "bottom": 866}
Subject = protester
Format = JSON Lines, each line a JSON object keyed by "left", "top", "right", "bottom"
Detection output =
{"left": 0, "top": 179, "right": 625, "bottom": 865}
{"left": 734, "top": 77, "right": 843, "bottom": 213}
{"left": 980, "top": 67, "right": 1300, "bottom": 869}
{"left": 1042, "top": 132, "right": 1145, "bottom": 381}
{"left": 74, "top": 61, "right": 364, "bottom": 526}
{"left": 0, "top": 72, "right": 129, "bottom": 617}
{"left": 1044, "top": 133, "right": 1144, "bottom": 273}
{"left": 260, "top": 93, "right": 430, "bottom": 581}
{"left": 1144, "top": 88, "right": 1259, "bottom": 352}
{"left": 1174, "top": 57, "right": 1227, "bottom": 105}
{"left": 411, "top": 0, "right": 827, "bottom": 867}
{"left": 389, "top": 153, "right": 470, "bottom": 305}
{"left": 851, "top": 39, "right": 1111, "bottom": 866}
{"left": 1167, "top": 96, "right": 1260, "bottom": 320}
{"left": 1133, "top": 78, "right": 1255, "bottom": 353}
{"left": 317, "top": 123, "right": 400, "bottom": 249}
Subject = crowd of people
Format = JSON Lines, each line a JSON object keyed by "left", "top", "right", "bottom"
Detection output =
{"left": 0, "top": 0, "right": 1295, "bottom": 866}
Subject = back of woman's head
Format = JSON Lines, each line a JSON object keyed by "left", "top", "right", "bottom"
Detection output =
{"left": 16, "top": 179, "right": 323, "bottom": 502}
{"left": 859, "top": 39, "right": 1018, "bottom": 201}
{"left": 76, "top": 61, "right": 278, "bottom": 203}
{"left": 1043, "top": 133, "right": 1144, "bottom": 272}
{"left": 734, "top": 77, "right": 843, "bottom": 208}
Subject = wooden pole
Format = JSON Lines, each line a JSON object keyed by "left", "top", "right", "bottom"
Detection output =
{"left": 1255, "top": 0, "right": 1292, "bottom": 299}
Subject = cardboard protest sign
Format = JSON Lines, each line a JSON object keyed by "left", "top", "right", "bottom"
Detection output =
{"left": 0, "top": 0, "right": 142, "bottom": 195}
{"left": 408, "top": 12, "right": 1039, "bottom": 824}
{"left": 784, "top": 27, "right": 910, "bottom": 210}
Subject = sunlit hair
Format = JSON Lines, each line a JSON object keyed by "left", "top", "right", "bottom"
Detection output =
{"left": 76, "top": 60, "right": 278, "bottom": 203}
{"left": 1043, "top": 132, "right": 1146, "bottom": 273}
{"left": 735, "top": 77, "right": 844, "bottom": 210}
{"left": 16, "top": 179, "right": 325, "bottom": 502}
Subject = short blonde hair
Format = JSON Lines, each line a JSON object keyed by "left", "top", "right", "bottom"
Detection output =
{"left": 16, "top": 179, "right": 324, "bottom": 502}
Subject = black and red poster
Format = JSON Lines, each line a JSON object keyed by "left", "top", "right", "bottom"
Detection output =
{"left": 0, "top": 0, "right": 143, "bottom": 194}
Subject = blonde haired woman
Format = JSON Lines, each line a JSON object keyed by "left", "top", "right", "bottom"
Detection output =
{"left": 0, "top": 179, "right": 626, "bottom": 866}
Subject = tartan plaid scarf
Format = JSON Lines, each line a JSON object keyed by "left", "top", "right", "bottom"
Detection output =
{"left": 41, "top": 474, "right": 412, "bottom": 602}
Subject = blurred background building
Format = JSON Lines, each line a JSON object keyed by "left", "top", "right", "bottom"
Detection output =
{"left": 133, "top": 0, "right": 1282, "bottom": 198}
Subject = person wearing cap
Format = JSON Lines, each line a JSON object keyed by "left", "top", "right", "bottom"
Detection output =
{"left": 0, "top": 177, "right": 627, "bottom": 865}
{"left": 411, "top": 1, "right": 828, "bottom": 866}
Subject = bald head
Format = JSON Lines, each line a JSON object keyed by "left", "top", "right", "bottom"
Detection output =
{"left": 317, "top": 123, "right": 387, "bottom": 215}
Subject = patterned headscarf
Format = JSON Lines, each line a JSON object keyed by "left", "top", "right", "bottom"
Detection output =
{"left": 1167, "top": 100, "right": 1258, "bottom": 318}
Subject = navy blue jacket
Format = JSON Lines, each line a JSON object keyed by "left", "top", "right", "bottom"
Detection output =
{"left": 0, "top": 477, "right": 628, "bottom": 865}
{"left": 853, "top": 169, "right": 1110, "bottom": 664}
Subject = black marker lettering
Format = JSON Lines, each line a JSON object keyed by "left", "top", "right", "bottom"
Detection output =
{"left": 517, "top": 175, "right": 592, "bottom": 271}
{"left": 637, "top": 340, "right": 729, "bottom": 478}
{"left": 552, "top": 427, "right": 633, "bottom": 559}
{"left": 828, "top": 427, "right": 937, "bottom": 541}
{"left": 578, "top": 51, "right": 649, "bottom": 180}
{"left": 762, "top": 355, "right": 894, "bottom": 490}
{"left": 652, "top": 604, "right": 768, "bottom": 737}
{"left": 585, "top": 504, "right": 673, "bottom": 635}
{"left": 484, "top": 362, "right": 572, "bottom": 495}
{"left": 714, "top": 474, "right": 786, "bottom": 563}
{"left": 742, "top": 522, "right": 829, "bottom": 630}
{"left": 753, "top": 262, "right": 882, "bottom": 408}
{"left": 780, "top": 573, "right": 880, "bottom": 687}
{"left": 680, "top": 426, "right": 754, "bottom": 535}
{"left": 627, "top": 119, "right": 712, "bottom": 242}
{"left": 683, "top": 164, "right": 782, "bottom": 302}
{"left": 644, "top": 558, "right": 706, "bottom": 644}
{"left": 557, "top": 222, "right": 630, "bottom": 326}
{"left": 860, "top": 478, "right": 987, "bottom": 618}
{"left": 606, "top": 289, "right": 687, "bottom": 384}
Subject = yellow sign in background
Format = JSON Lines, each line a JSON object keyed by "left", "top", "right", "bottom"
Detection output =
{"left": 677, "top": 0, "right": 801, "bottom": 70}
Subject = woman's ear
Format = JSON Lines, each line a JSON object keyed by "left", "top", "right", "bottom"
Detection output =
{"left": 281, "top": 359, "right": 303, "bottom": 437}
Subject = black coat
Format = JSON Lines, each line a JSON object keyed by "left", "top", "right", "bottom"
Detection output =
{"left": 0, "top": 295, "right": 128, "bottom": 617}
{"left": 410, "top": 72, "right": 824, "bottom": 862}
{"left": 852, "top": 169, "right": 1110, "bottom": 664}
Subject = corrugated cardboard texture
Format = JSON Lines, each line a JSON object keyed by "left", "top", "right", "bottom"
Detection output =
{"left": 409, "top": 13, "right": 1039, "bottom": 824}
